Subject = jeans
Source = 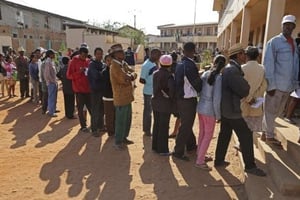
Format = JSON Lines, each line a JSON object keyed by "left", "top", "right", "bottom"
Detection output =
{"left": 47, "top": 83, "right": 57, "bottom": 115}
{"left": 143, "top": 94, "right": 152, "bottom": 133}
{"left": 115, "top": 104, "right": 132, "bottom": 144}
{"left": 31, "top": 79, "right": 39, "bottom": 103}
{"left": 215, "top": 116, "right": 256, "bottom": 170}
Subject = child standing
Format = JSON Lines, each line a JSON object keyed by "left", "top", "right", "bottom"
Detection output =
{"left": 4, "top": 55, "right": 17, "bottom": 98}
{"left": 195, "top": 55, "right": 226, "bottom": 170}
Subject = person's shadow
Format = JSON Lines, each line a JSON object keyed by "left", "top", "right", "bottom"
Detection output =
{"left": 84, "top": 137, "right": 136, "bottom": 200}
{"left": 40, "top": 134, "right": 136, "bottom": 200}
{"left": 139, "top": 135, "right": 187, "bottom": 200}
{"left": 171, "top": 155, "right": 243, "bottom": 199}
{"left": 35, "top": 117, "right": 78, "bottom": 148}
{"left": 39, "top": 131, "right": 100, "bottom": 197}
{"left": 1, "top": 101, "right": 52, "bottom": 149}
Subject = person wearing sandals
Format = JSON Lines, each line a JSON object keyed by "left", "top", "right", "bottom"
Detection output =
{"left": 195, "top": 55, "right": 226, "bottom": 171}
{"left": 151, "top": 55, "right": 175, "bottom": 156}
{"left": 262, "top": 15, "right": 299, "bottom": 147}
{"left": 109, "top": 44, "right": 137, "bottom": 150}
{"left": 214, "top": 43, "right": 266, "bottom": 176}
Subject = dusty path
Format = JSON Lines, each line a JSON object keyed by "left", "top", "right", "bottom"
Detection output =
{"left": 0, "top": 66, "right": 247, "bottom": 200}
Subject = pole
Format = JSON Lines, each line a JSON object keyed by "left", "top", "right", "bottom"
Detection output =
{"left": 193, "top": 0, "right": 197, "bottom": 42}
{"left": 134, "top": 14, "right": 136, "bottom": 28}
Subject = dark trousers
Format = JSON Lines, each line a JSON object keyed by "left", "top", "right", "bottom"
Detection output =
{"left": 152, "top": 111, "right": 171, "bottom": 153}
{"left": 20, "top": 78, "right": 29, "bottom": 97}
{"left": 90, "top": 92, "right": 104, "bottom": 132}
{"left": 143, "top": 94, "right": 152, "bottom": 133}
{"left": 174, "top": 98, "right": 197, "bottom": 156}
{"left": 76, "top": 93, "right": 91, "bottom": 128}
{"left": 42, "top": 91, "right": 48, "bottom": 114}
{"left": 64, "top": 93, "right": 75, "bottom": 118}
{"left": 215, "top": 116, "right": 256, "bottom": 170}
{"left": 39, "top": 82, "right": 43, "bottom": 102}
{"left": 103, "top": 100, "right": 115, "bottom": 135}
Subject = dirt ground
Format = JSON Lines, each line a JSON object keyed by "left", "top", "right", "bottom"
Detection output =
{"left": 0, "top": 66, "right": 247, "bottom": 200}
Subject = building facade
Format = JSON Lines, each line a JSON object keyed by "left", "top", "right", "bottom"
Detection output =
{"left": 0, "top": 0, "right": 135, "bottom": 56}
{"left": 156, "top": 23, "right": 218, "bottom": 53}
{"left": 65, "top": 22, "right": 131, "bottom": 54}
{"left": 213, "top": 0, "right": 300, "bottom": 54}
{"left": 0, "top": 0, "right": 84, "bottom": 54}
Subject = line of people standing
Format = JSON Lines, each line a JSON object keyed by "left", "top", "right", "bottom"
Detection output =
{"left": 145, "top": 14, "right": 299, "bottom": 177}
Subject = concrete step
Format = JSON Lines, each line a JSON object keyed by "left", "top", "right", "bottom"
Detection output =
{"left": 275, "top": 118, "right": 300, "bottom": 166}
{"left": 233, "top": 134, "right": 300, "bottom": 200}
{"left": 257, "top": 137, "right": 300, "bottom": 197}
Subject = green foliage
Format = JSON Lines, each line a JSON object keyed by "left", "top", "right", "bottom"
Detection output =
{"left": 99, "top": 21, "right": 145, "bottom": 45}
{"left": 119, "top": 26, "right": 145, "bottom": 45}
{"left": 201, "top": 50, "right": 213, "bottom": 69}
{"left": 101, "top": 20, "right": 122, "bottom": 31}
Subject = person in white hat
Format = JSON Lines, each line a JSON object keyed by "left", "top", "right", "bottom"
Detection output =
{"left": 262, "top": 14, "right": 299, "bottom": 147}
{"left": 151, "top": 54, "right": 174, "bottom": 156}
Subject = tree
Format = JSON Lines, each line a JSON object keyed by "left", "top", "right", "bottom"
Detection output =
{"left": 100, "top": 20, "right": 122, "bottom": 31}
{"left": 118, "top": 26, "right": 145, "bottom": 45}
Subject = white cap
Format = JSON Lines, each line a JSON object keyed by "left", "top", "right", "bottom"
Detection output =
{"left": 282, "top": 15, "right": 296, "bottom": 25}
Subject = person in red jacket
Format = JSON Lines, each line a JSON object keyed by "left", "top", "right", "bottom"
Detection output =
{"left": 67, "top": 45, "right": 91, "bottom": 132}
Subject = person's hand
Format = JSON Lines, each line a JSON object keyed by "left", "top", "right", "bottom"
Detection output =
{"left": 125, "top": 74, "right": 132, "bottom": 82}
{"left": 267, "top": 90, "right": 276, "bottom": 96}
{"left": 80, "top": 67, "right": 85, "bottom": 73}
{"left": 249, "top": 98, "right": 256, "bottom": 105}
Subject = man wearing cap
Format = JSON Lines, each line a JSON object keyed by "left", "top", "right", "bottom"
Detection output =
{"left": 109, "top": 43, "right": 137, "bottom": 150}
{"left": 262, "top": 15, "right": 299, "bottom": 146}
{"left": 14, "top": 47, "right": 30, "bottom": 99}
{"left": 67, "top": 45, "right": 91, "bottom": 132}
{"left": 139, "top": 48, "right": 161, "bottom": 136}
{"left": 214, "top": 43, "right": 266, "bottom": 176}
{"left": 43, "top": 49, "right": 58, "bottom": 117}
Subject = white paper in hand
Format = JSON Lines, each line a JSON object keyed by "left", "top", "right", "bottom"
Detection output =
{"left": 251, "top": 97, "right": 264, "bottom": 108}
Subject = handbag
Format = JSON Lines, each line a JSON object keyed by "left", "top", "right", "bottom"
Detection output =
{"left": 183, "top": 63, "right": 197, "bottom": 98}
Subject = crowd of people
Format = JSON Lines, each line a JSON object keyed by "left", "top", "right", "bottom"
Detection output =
{"left": 1, "top": 14, "right": 299, "bottom": 177}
